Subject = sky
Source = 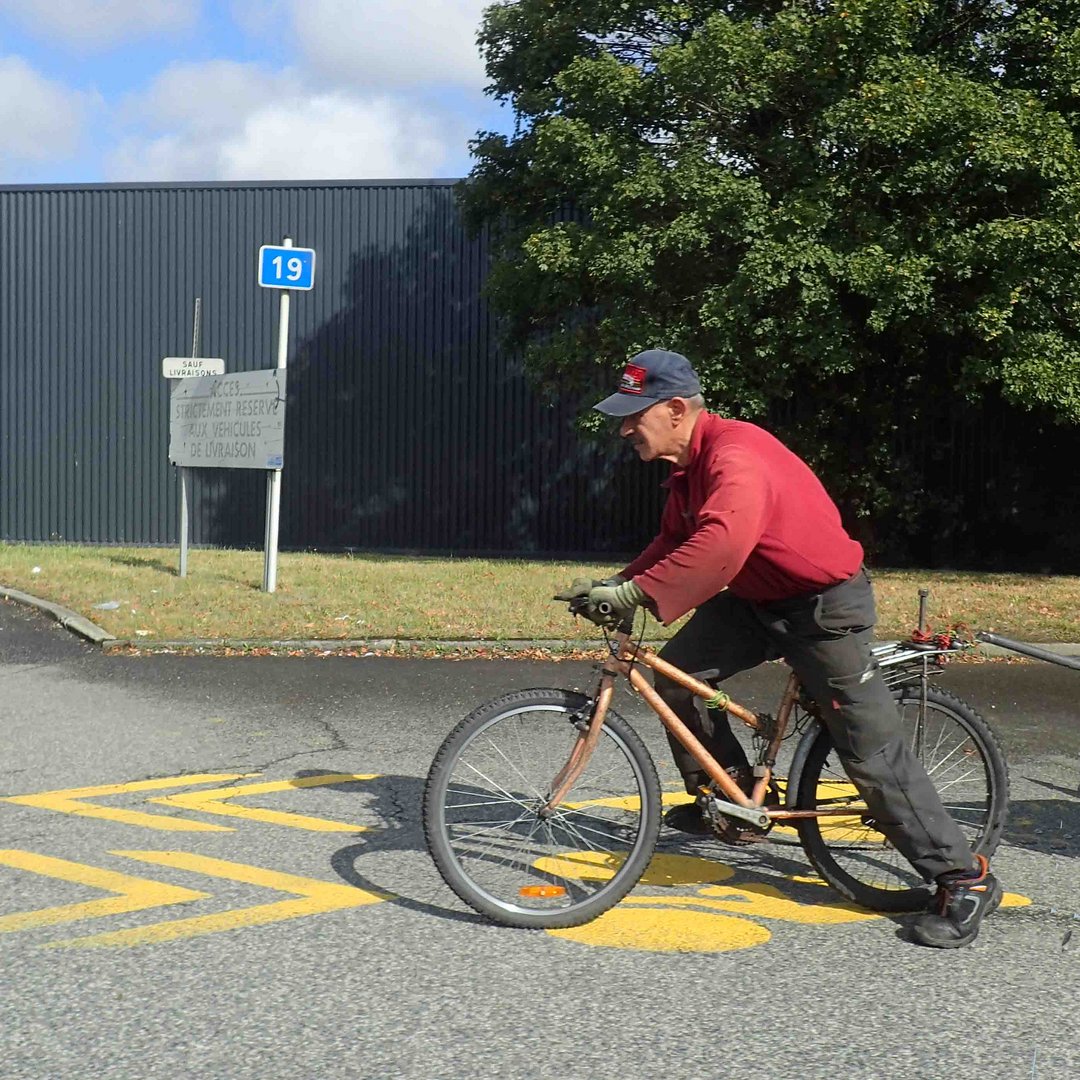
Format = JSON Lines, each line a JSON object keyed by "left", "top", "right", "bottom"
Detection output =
{"left": 0, "top": 0, "right": 513, "bottom": 185}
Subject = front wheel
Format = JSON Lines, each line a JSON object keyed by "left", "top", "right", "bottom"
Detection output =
{"left": 795, "top": 685, "right": 1009, "bottom": 912}
{"left": 423, "top": 689, "right": 661, "bottom": 929}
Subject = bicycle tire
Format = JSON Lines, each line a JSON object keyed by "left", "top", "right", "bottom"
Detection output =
{"left": 795, "top": 685, "right": 1009, "bottom": 913}
{"left": 423, "top": 688, "right": 662, "bottom": 929}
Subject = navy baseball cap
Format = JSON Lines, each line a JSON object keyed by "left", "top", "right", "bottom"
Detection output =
{"left": 593, "top": 349, "right": 702, "bottom": 416}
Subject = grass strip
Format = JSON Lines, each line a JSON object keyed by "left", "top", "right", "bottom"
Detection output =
{"left": 2, "top": 543, "right": 1077, "bottom": 645}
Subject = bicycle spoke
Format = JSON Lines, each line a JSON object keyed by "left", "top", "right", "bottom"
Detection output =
{"left": 455, "top": 759, "right": 534, "bottom": 812}
{"left": 919, "top": 736, "right": 970, "bottom": 778}
{"left": 933, "top": 767, "right": 981, "bottom": 794}
{"left": 551, "top": 814, "right": 632, "bottom": 849}
{"left": 447, "top": 786, "right": 510, "bottom": 803}
{"left": 544, "top": 812, "right": 630, "bottom": 851}
{"left": 447, "top": 809, "right": 534, "bottom": 848}
{"left": 445, "top": 796, "right": 521, "bottom": 811}
{"left": 481, "top": 732, "right": 548, "bottom": 803}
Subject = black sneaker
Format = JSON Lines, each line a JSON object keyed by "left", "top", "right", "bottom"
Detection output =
{"left": 706, "top": 765, "right": 775, "bottom": 846}
{"left": 663, "top": 766, "right": 774, "bottom": 844}
{"left": 909, "top": 854, "right": 1003, "bottom": 949}
{"left": 663, "top": 801, "right": 712, "bottom": 835}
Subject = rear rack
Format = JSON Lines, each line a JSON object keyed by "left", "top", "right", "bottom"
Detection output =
{"left": 873, "top": 586, "right": 1080, "bottom": 681}
{"left": 871, "top": 639, "right": 971, "bottom": 688}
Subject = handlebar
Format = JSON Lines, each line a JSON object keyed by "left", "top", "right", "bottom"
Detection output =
{"left": 564, "top": 595, "right": 634, "bottom": 634}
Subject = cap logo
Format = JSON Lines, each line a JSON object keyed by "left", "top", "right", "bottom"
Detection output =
{"left": 619, "top": 363, "right": 647, "bottom": 395}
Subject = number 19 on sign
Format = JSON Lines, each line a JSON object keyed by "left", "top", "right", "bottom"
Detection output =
{"left": 258, "top": 244, "right": 316, "bottom": 290}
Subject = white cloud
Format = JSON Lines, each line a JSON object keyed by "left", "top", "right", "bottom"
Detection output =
{"left": 221, "top": 94, "right": 449, "bottom": 179}
{"left": 0, "top": 0, "right": 198, "bottom": 49}
{"left": 106, "top": 61, "right": 457, "bottom": 181}
{"left": 121, "top": 60, "right": 295, "bottom": 136}
{"left": 287, "top": 0, "right": 488, "bottom": 90}
{"left": 0, "top": 56, "right": 86, "bottom": 173}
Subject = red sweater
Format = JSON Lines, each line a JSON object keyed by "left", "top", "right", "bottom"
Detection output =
{"left": 622, "top": 413, "right": 864, "bottom": 623}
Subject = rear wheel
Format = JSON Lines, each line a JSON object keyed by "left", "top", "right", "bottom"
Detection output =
{"left": 795, "top": 686, "right": 1009, "bottom": 912}
{"left": 423, "top": 689, "right": 662, "bottom": 929}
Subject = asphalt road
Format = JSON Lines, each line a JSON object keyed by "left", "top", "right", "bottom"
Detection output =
{"left": 2, "top": 597, "right": 1078, "bottom": 1080}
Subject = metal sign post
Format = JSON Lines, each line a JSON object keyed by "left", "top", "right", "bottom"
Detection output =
{"left": 179, "top": 467, "right": 189, "bottom": 579}
{"left": 164, "top": 307, "right": 229, "bottom": 578}
{"left": 257, "top": 236, "right": 314, "bottom": 593}
{"left": 180, "top": 300, "right": 200, "bottom": 577}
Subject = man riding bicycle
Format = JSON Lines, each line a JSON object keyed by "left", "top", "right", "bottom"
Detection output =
{"left": 558, "top": 349, "right": 1001, "bottom": 949}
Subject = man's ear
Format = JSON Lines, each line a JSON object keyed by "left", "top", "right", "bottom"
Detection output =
{"left": 667, "top": 397, "right": 689, "bottom": 422}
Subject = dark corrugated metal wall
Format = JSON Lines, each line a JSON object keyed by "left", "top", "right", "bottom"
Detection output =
{"left": 6, "top": 180, "right": 1077, "bottom": 571}
{"left": 0, "top": 181, "right": 662, "bottom": 555}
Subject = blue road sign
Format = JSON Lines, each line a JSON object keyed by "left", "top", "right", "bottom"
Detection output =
{"left": 258, "top": 245, "right": 316, "bottom": 290}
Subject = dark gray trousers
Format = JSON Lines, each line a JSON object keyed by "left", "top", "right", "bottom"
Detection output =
{"left": 654, "top": 568, "right": 975, "bottom": 882}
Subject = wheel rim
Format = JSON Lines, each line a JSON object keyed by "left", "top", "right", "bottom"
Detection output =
{"left": 436, "top": 704, "right": 652, "bottom": 917}
{"left": 807, "top": 695, "right": 996, "bottom": 894}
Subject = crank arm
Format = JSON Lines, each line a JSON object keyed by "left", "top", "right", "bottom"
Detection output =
{"left": 704, "top": 797, "right": 770, "bottom": 831}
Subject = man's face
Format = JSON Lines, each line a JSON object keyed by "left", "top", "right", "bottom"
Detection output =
{"left": 620, "top": 400, "right": 678, "bottom": 461}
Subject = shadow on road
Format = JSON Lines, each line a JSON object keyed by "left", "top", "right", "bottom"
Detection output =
{"left": 1004, "top": 781, "right": 1080, "bottom": 857}
{"left": 296, "top": 766, "right": 1078, "bottom": 930}
{"left": 292, "top": 770, "right": 492, "bottom": 926}
{"left": 302, "top": 770, "right": 895, "bottom": 923}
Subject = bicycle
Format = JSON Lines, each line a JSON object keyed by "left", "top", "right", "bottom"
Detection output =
{"left": 423, "top": 589, "right": 1009, "bottom": 929}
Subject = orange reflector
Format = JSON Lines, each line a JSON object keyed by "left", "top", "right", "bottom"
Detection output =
{"left": 519, "top": 884, "right": 567, "bottom": 898}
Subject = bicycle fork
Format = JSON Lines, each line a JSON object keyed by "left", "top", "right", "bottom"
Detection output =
{"left": 541, "top": 669, "right": 617, "bottom": 815}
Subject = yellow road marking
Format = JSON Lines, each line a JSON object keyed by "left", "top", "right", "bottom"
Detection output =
{"left": 51, "top": 851, "right": 390, "bottom": 948}
{"left": 541, "top": 843, "right": 1036, "bottom": 952}
{"left": 1001, "top": 893, "right": 1032, "bottom": 908}
{"left": 680, "top": 882, "right": 880, "bottom": 924}
{"left": 0, "top": 850, "right": 208, "bottom": 934}
{"left": 533, "top": 850, "right": 735, "bottom": 887}
{"left": 2, "top": 774, "right": 257, "bottom": 831}
{"left": 638, "top": 853, "right": 736, "bottom": 887}
{"left": 549, "top": 905, "right": 772, "bottom": 952}
{"left": 147, "top": 773, "right": 379, "bottom": 832}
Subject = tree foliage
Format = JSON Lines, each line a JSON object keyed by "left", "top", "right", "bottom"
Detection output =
{"left": 462, "top": 1, "right": 1080, "bottom": 538}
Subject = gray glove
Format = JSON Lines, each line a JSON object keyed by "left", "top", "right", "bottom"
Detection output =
{"left": 553, "top": 577, "right": 603, "bottom": 602}
{"left": 585, "top": 579, "right": 647, "bottom": 628}
{"left": 553, "top": 574, "right": 626, "bottom": 602}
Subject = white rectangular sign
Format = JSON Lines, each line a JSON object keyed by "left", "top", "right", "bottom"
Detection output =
{"left": 163, "top": 357, "right": 226, "bottom": 378}
{"left": 169, "top": 369, "right": 286, "bottom": 470}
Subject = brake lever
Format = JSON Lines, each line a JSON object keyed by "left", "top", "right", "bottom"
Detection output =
{"left": 567, "top": 595, "right": 590, "bottom": 618}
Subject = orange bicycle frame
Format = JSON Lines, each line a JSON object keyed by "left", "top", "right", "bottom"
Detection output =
{"left": 543, "top": 629, "right": 856, "bottom": 823}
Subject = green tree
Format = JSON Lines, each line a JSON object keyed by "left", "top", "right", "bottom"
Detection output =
{"left": 462, "top": 1, "right": 1080, "bottom": 546}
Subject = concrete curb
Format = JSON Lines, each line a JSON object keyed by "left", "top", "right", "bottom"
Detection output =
{"left": 100, "top": 637, "right": 647, "bottom": 656}
{"left": 1, "top": 587, "right": 117, "bottom": 645}
{"left": 4, "top": 586, "right": 1080, "bottom": 659}
{"left": 99, "top": 638, "right": 1080, "bottom": 660}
